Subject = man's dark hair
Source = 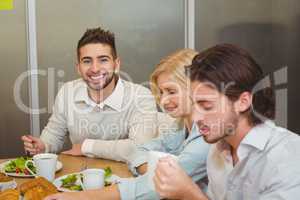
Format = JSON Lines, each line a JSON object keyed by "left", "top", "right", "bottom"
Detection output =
{"left": 188, "top": 44, "right": 275, "bottom": 125}
{"left": 77, "top": 27, "right": 117, "bottom": 60}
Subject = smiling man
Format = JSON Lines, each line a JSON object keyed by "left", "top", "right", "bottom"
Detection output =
{"left": 153, "top": 44, "right": 300, "bottom": 200}
{"left": 21, "top": 27, "right": 158, "bottom": 162}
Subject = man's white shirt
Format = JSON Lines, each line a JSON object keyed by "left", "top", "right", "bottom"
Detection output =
{"left": 40, "top": 78, "right": 159, "bottom": 162}
{"left": 207, "top": 121, "right": 300, "bottom": 200}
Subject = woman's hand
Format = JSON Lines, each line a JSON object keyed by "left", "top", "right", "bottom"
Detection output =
{"left": 45, "top": 190, "right": 104, "bottom": 200}
{"left": 44, "top": 192, "right": 85, "bottom": 200}
{"left": 44, "top": 184, "right": 120, "bottom": 200}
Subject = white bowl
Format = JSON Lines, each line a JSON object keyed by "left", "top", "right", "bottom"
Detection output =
{"left": 0, "top": 179, "right": 17, "bottom": 191}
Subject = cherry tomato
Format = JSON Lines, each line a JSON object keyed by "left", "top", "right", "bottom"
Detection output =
{"left": 24, "top": 169, "right": 30, "bottom": 175}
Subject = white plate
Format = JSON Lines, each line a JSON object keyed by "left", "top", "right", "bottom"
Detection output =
{"left": 0, "top": 160, "right": 63, "bottom": 178}
{"left": 53, "top": 170, "right": 120, "bottom": 192}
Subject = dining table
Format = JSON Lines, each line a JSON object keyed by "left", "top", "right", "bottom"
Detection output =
{"left": 0, "top": 154, "right": 133, "bottom": 186}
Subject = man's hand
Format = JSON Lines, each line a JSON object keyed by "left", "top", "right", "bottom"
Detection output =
{"left": 21, "top": 135, "right": 46, "bottom": 155}
{"left": 153, "top": 157, "right": 207, "bottom": 200}
{"left": 61, "top": 144, "right": 83, "bottom": 156}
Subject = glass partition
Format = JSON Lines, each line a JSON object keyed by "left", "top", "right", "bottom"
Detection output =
{"left": 0, "top": 0, "right": 30, "bottom": 158}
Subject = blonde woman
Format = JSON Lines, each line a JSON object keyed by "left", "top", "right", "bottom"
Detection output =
{"left": 45, "top": 49, "right": 209, "bottom": 200}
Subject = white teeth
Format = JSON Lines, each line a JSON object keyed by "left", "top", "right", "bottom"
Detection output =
{"left": 91, "top": 74, "right": 105, "bottom": 80}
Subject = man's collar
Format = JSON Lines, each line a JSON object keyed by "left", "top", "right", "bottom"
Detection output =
{"left": 74, "top": 78, "right": 124, "bottom": 112}
{"left": 240, "top": 120, "right": 275, "bottom": 151}
{"left": 102, "top": 78, "right": 124, "bottom": 111}
{"left": 215, "top": 120, "right": 275, "bottom": 162}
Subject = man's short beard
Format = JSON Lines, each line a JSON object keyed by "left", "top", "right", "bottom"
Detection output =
{"left": 203, "top": 110, "right": 238, "bottom": 144}
{"left": 87, "top": 72, "right": 116, "bottom": 91}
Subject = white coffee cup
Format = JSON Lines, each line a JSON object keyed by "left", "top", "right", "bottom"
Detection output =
{"left": 25, "top": 153, "right": 57, "bottom": 182}
{"left": 147, "top": 151, "right": 178, "bottom": 190}
{"left": 80, "top": 169, "right": 105, "bottom": 190}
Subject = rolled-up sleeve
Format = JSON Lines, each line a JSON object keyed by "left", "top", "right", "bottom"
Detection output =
{"left": 133, "top": 124, "right": 209, "bottom": 185}
{"left": 119, "top": 128, "right": 209, "bottom": 200}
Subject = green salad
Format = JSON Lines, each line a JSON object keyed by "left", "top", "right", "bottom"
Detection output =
{"left": 60, "top": 167, "right": 113, "bottom": 191}
{"left": 4, "top": 157, "right": 36, "bottom": 175}
{"left": 104, "top": 167, "right": 112, "bottom": 186}
{"left": 61, "top": 174, "right": 83, "bottom": 191}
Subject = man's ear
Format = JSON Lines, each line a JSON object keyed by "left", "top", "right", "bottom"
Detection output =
{"left": 235, "top": 91, "right": 252, "bottom": 113}
{"left": 114, "top": 57, "right": 121, "bottom": 73}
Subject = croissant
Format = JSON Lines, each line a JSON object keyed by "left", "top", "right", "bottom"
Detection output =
{"left": 20, "top": 177, "right": 58, "bottom": 200}
{"left": 20, "top": 177, "right": 57, "bottom": 195}
{"left": 0, "top": 172, "right": 13, "bottom": 182}
{"left": 0, "top": 189, "right": 19, "bottom": 200}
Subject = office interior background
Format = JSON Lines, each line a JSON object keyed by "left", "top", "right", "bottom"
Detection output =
{"left": 1, "top": 0, "right": 299, "bottom": 158}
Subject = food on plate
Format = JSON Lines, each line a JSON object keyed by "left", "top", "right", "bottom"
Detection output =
{"left": 60, "top": 174, "right": 83, "bottom": 191}
{"left": 59, "top": 167, "right": 114, "bottom": 191}
{"left": 104, "top": 167, "right": 112, "bottom": 186}
{"left": 24, "top": 185, "right": 57, "bottom": 200}
{"left": 0, "top": 173, "right": 13, "bottom": 182}
{"left": 20, "top": 177, "right": 58, "bottom": 199}
{"left": 1, "top": 177, "right": 57, "bottom": 200}
{"left": 4, "top": 157, "right": 36, "bottom": 175}
{"left": 0, "top": 189, "right": 19, "bottom": 200}
{"left": 0, "top": 173, "right": 16, "bottom": 192}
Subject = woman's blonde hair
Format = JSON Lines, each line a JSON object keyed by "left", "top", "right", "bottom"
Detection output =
{"left": 150, "top": 48, "right": 198, "bottom": 104}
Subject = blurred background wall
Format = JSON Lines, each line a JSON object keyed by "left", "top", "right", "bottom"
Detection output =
{"left": 195, "top": 0, "right": 300, "bottom": 134}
